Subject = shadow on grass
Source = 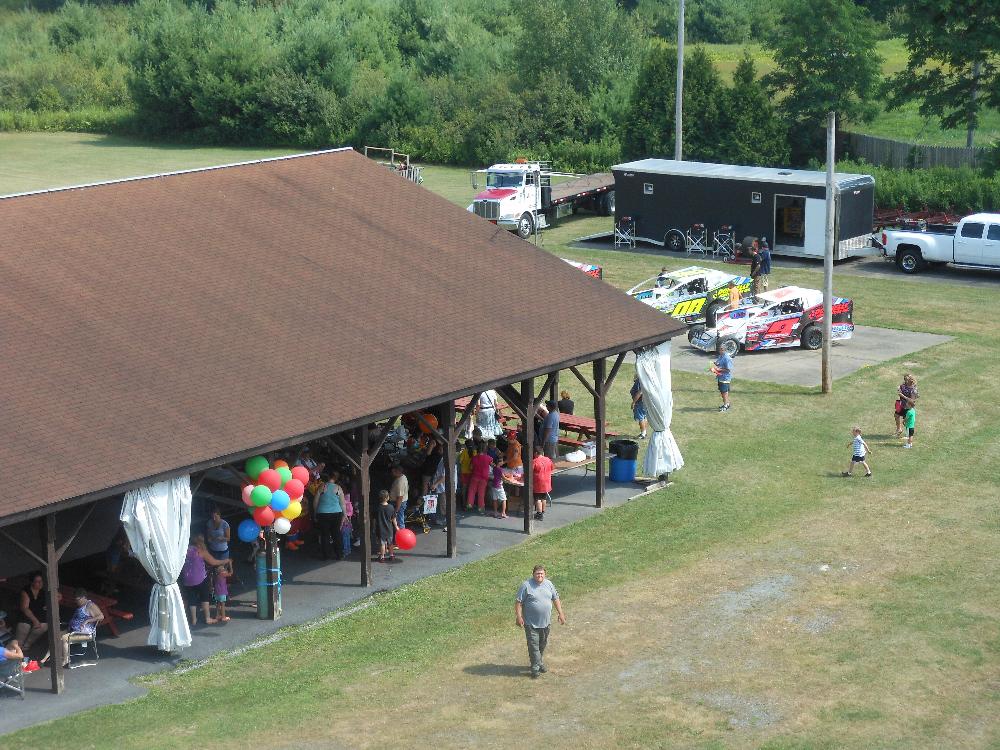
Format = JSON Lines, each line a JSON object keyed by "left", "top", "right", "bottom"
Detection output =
{"left": 463, "top": 663, "right": 529, "bottom": 678}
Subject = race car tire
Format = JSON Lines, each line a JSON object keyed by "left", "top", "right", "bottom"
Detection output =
{"left": 801, "top": 324, "right": 823, "bottom": 350}
{"left": 896, "top": 246, "right": 924, "bottom": 274}
{"left": 687, "top": 324, "right": 706, "bottom": 343}
{"left": 664, "top": 229, "right": 686, "bottom": 253}
{"left": 704, "top": 300, "right": 725, "bottom": 328}
{"left": 516, "top": 212, "right": 535, "bottom": 240}
{"left": 719, "top": 338, "right": 740, "bottom": 357}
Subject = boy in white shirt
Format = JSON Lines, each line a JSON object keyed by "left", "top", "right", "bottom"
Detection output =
{"left": 842, "top": 426, "right": 872, "bottom": 477}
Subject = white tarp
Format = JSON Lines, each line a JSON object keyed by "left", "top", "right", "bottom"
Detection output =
{"left": 120, "top": 476, "right": 193, "bottom": 651}
{"left": 636, "top": 341, "right": 684, "bottom": 476}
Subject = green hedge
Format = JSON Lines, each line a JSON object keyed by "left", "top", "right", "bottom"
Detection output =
{"left": 837, "top": 159, "right": 1000, "bottom": 213}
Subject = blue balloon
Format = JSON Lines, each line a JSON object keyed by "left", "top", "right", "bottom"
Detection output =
{"left": 269, "top": 489, "right": 290, "bottom": 512}
{"left": 238, "top": 519, "right": 261, "bottom": 543}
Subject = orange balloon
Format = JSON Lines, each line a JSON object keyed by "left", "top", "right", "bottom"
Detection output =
{"left": 274, "top": 459, "right": 289, "bottom": 469}
{"left": 417, "top": 413, "right": 438, "bottom": 434}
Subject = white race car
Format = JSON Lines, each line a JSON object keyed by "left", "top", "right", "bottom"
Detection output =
{"left": 627, "top": 266, "right": 753, "bottom": 326}
{"left": 689, "top": 286, "right": 855, "bottom": 356}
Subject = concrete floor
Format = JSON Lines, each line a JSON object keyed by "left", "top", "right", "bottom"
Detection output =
{"left": 669, "top": 326, "right": 952, "bottom": 388}
{"left": 0, "top": 469, "right": 651, "bottom": 735}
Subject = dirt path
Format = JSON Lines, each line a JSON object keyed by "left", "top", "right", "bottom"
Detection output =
{"left": 245, "top": 483, "right": 997, "bottom": 750}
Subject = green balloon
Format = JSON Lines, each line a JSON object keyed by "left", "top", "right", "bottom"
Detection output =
{"left": 277, "top": 466, "right": 293, "bottom": 485}
{"left": 250, "top": 485, "right": 272, "bottom": 507}
{"left": 245, "top": 455, "right": 269, "bottom": 481}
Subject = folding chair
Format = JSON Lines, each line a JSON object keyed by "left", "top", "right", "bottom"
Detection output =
{"left": 0, "top": 659, "right": 25, "bottom": 700}
{"left": 614, "top": 216, "right": 636, "bottom": 248}
{"left": 686, "top": 224, "right": 708, "bottom": 256}
{"left": 66, "top": 631, "right": 99, "bottom": 669}
{"left": 712, "top": 224, "right": 736, "bottom": 259}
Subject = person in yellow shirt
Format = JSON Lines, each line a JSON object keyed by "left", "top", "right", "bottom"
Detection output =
{"left": 727, "top": 280, "right": 741, "bottom": 310}
{"left": 458, "top": 439, "right": 475, "bottom": 501}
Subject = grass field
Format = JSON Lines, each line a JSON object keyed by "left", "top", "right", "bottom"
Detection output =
{"left": 4, "top": 142, "right": 1000, "bottom": 749}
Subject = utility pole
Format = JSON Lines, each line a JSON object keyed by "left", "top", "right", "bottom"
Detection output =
{"left": 674, "top": 0, "right": 684, "bottom": 161}
{"left": 822, "top": 111, "right": 836, "bottom": 393}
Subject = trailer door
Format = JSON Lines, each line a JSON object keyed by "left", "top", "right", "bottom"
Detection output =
{"left": 804, "top": 198, "right": 826, "bottom": 256}
{"left": 774, "top": 195, "right": 806, "bottom": 251}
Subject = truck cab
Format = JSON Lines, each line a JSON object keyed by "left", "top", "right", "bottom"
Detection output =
{"left": 468, "top": 162, "right": 548, "bottom": 239}
{"left": 881, "top": 213, "right": 1000, "bottom": 273}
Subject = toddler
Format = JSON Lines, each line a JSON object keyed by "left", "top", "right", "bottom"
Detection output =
{"left": 842, "top": 426, "right": 872, "bottom": 477}
{"left": 490, "top": 457, "right": 508, "bottom": 519}
{"left": 903, "top": 407, "right": 916, "bottom": 448}
{"left": 214, "top": 562, "right": 233, "bottom": 623}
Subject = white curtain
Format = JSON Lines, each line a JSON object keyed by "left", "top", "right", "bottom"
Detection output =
{"left": 120, "top": 476, "right": 193, "bottom": 651}
{"left": 636, "top": 341, "right": 684, "bottom": 477}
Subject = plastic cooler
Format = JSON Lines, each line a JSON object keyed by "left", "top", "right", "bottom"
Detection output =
{"left": 609, "top": 456, "right": 637, "bottom": 482}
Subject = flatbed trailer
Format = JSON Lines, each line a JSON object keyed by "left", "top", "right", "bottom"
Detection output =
{"left": 548, "top": 172, "right": 614, "bottom": 208}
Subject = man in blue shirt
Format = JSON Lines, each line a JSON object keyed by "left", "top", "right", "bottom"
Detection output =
{"left": 712, "top": 341, "right": 734, "bottom": 412}
{"left": 540, "top": 400, "right": 560, "bottom": 461}
{"left": 759, "top": 238, "right": 772, "bottom": 291}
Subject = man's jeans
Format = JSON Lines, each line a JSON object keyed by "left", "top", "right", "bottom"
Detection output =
{"left": 524, "top": 625, "right": 550, "bottom": 674}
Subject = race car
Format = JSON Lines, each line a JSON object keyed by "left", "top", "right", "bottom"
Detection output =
{"left": 627, "top": 266, "right": 753, "bottom": 326}
{"left": 688, "top": 286, "right": 854, "bottom": 356}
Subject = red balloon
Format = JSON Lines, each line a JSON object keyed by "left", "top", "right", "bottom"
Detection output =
{"left": 253, "top": 506, "right": 276, "bottom": 527}
{"left": 290, "top": 465, "right": 310, "bottom": 485}
{"left": 258, "top": 469, "right": 282, "bottom": 492}
{"left": 241, "top": 484, "right": 254, "bottom": 506}
{"left": 283, "top": 478, "right": 304, "bottom": 499}
{"left": 395, "top": 528, "right": 417, "bottom": 551}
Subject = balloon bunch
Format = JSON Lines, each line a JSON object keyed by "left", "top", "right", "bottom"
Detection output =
{"left": 237, "top": 456, "right": 309, "bottom": 543}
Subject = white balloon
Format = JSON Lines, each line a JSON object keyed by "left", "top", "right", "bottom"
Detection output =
{"left": 273, "top": 517, "right": 292, "bottom": 535}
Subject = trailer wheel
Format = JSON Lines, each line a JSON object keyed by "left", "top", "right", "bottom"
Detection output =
{"left": 896, "top": 246, "right": 924, "bottom": 274}
{"left": 687, "top": 324, "right": 706, "bottom": 343}
{"left": 801, "top": 324, "right": 823, "bottom": 350}
{"left": 704, "top": 300, "right": 725, "bottom": 328}
{"left": 665, "top": 229, "right": 685, "bottom": 252}
{"left": 516, "top": 212, "right": 534, "bottom": 240}
{"left": 599, "top": 191, "right": 615, "bottom": 216}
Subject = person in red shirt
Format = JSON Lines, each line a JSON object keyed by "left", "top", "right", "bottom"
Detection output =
{"left": 467, "top": 448, "right": 493, "bottom": 513}
{"left": 531, "top": 445, "right": 554, "bottom": 522}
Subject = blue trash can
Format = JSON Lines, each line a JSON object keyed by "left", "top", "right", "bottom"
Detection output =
{"left": 609, "top": 456, "right": 637, "bottom": 482}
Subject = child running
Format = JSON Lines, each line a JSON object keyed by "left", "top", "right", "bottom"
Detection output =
{"left": 903, "top": 407, "right": 916, "bottom": 448}
{"left": 490, "top": 456, "right": 508, "bottom": 519}
{"left": 842, "top": 426, "right": 873, "bottom": 477}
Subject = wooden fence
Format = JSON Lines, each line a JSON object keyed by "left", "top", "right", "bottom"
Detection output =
{"left": 842, "top": 131, "right": 987, "bottom": 169}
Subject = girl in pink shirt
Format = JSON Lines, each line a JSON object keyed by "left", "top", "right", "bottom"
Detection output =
{"left": 467, "top": 450, "right": 493, "bottom": 512}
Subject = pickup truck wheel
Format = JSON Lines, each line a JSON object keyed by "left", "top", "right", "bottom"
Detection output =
{"left": 704, "top": 300, "right": 725, "bottom": 328}
{"left": 599, "top": 191, "right": 615, "bottom": 216}
{"left": 896, "top": 247, "right": 924, "bottom": 274}
{"left": 720, "top": 338, "right": 740, "bottom": 357}
{"left": 516, "top": 212, "right": 534, "bottom": 240}
{"left": 801, "top": 324, "right": 823, "bottom": 350}
{"left": 687, "top": 324, "right": 706, "bottom": 343}
{"left": 665, "top": 229, "right": 685, "bottom": 252}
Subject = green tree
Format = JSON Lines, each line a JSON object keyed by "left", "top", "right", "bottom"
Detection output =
{"left": 887, "top": 0, "right": 1000, "bottom": 148}
{"left": 621, "top": 44, "right": 724, "bottom": 162}
{"left": 765, "top": 0, "right": 882, "bottom": 153}
{"left": 717, "top": 52, "right": 789, "bottom": 166}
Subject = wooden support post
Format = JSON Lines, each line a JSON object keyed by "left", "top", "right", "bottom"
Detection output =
{"left": 521, "top": 377, "right": 534, "bottom": 534}
{"left": 593, "top": 358, "right": 607, "bottom": 508}
{"left": 42, "top": 514, "right": 64, "bottom": 694}
{"left": 359, "top": 424, "right": 373, "bottom": 587}
{"left": 443, "top": 400, "right": 458, "bottom": 558}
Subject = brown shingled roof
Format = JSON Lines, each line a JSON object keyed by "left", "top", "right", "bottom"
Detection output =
{"left": 0, "top": 148, "right": 683, "bottom": 523}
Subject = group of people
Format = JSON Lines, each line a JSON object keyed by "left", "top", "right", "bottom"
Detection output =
{"left": 842, "top": 373, "right": 921, "bottom": 478}
{"left": 0, "top": 572, "right": 104, "bottom": 671}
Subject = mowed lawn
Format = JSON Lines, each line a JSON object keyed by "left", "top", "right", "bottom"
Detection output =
{"left": 4, "top": 141, "right": 1000, "bottom": 749}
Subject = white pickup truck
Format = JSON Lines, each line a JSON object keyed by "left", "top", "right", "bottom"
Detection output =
{"left": 879, "top": 213, "right": 1000, "bottom": 273}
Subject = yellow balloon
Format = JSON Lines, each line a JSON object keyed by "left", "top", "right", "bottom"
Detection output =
{"left": 282, "top": 501, "right": 302, "bottom": 520}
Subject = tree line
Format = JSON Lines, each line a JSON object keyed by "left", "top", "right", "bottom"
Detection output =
{"left": 0, "top": 0, "right": 997, "bottom": 176}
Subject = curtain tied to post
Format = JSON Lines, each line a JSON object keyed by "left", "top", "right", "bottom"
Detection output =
{"left": 636, "top": 341, "right": 684, "bottom": 477}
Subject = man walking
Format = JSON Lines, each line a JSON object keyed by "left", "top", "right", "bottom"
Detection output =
{"left": 749, "top": 242, "right": 763, "bottom": 296}
{"left": 712, "top": 339, "right": 733, "bottom": 412}
{"left": 515, "top": 565, "right": 566, "bottom": 678}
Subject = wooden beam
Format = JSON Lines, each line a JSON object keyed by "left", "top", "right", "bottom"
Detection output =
{"left": 56, "top": 502, "right": 97, "bottom": 560}
{"left": 569, "top": 366, "right": 599, "bottom": 400}
{"left": 370, "top": 416, "right": 399, "bottom": 456}
{"left": 533, "top": 372, "right": 558, "bottom": 410}
{"left": 593, "top": 358, "right": 607, "bottom": 509}
{"left": 359, "top": 424, "right": 373, "bottom": 587}
{"left": 327, "top": 435, "right": 362, "bottom": 473}
{"left": 497, "top": 386, "right": 527, "bottom": 422}
{"left": 603, "top": 352, "right": 627, "bottom": 395}
{"left": 42, "top": 515, "right": 64, "bottom": 694}
{"left": 442, "top": 400, "right": 458, "bottom": 558}
{"left": 0, "top": 528, "right": 46, "bottom": 568}
{"left": 454, "top": 393, "right": 481, "bottom": 439}
{"left": 521, "top": 378, "right": 534, "bottom": 535}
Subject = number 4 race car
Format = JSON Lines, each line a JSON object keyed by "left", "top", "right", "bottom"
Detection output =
{"left": 688, "top": 286, "right": 854, "bottom": 356}
{"left": 627, "top": 266, "right": 753, "bottom": 327}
